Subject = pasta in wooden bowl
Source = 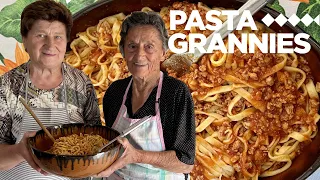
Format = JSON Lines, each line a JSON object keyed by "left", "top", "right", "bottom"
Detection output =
{"left": 27, "top": 123, "right": 121, "bottom": 178}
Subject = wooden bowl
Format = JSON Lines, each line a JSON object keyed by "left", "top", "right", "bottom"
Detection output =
{"left": 69, "top": 0, "right": 320, "bottom": 179}
{"left": 27, "top": 123, "right": 121, "bottom": 178}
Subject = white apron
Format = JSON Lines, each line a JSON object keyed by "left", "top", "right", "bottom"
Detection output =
{"left": 109, "top": 72, "right": 185, "bottom": 180}
{"left": 0, "top": 63, "right": 89, "bottom": 180}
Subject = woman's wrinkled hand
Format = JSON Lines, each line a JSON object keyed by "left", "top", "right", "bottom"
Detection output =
{"left": 95, "top": 137, "right": 142, "bottom": 177}
{"left": 17, "top": 131, "right": 48, "bottom": 175}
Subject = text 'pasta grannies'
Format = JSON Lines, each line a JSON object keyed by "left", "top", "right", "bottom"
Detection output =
{"left": 169, "top": 10, "right": 311, "bottom": 54}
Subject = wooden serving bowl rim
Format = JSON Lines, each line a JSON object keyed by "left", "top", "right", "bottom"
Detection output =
{"left": 27, "top": 123, "right": 121, "bottom": 158}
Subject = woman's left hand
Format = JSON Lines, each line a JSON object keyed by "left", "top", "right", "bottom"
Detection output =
{"left": 95, "top": 137, "right": 142, "bottom": 177}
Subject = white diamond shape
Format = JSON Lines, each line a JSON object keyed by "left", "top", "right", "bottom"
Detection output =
{"left": 288, "top": 14, "right": 300, "bottom": 26}
{"left": 301, "top": 14, "right": 313, "bottom": 26}
{"left": 315, "top": 15, "right": 320, "bottom": 26}
{"left": 275, "top": 14, "right": 287, "bottom": 27}
{"left": 262, "top": 14, "right": 274, "bottom": 27}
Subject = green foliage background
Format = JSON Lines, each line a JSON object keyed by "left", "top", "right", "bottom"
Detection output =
{"left": 296, "top": 0, "right": 320, "bottom": 43}
{"left": 0, "top": 0, "right": 99, "bottom": 43}
{"left": 0, "top": 53, "right": 4, "bottom": 64}
{"left": 268, "top": 0, "right": 286, "bottom": 15}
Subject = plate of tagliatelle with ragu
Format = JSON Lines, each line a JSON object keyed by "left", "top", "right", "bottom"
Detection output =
{"left": 64, "top": 0, "right": 320, "bottom": 179}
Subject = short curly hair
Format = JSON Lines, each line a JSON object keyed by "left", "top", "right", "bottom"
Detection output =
{"left": 20, "top": 0, "right": 73, "bottom": 41}
{"left": 119, "top": 11, "right": 169, "bottom": 56}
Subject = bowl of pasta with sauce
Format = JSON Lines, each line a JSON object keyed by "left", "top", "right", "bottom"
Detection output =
{"left": 66, "top": 0, "right": 320, "bottom": 179}
{"left": 27, "top": 123, "right": 121, "bottom": 178}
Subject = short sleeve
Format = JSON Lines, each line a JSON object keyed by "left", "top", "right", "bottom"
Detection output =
{"left": 0, "top": 77, "right": 14, "bottom": 144}
{"left": 83, "top": 79, "right": 101, "bottom": 125}
{"left": 171, "top": 83, "right": 196, "bottom": 165}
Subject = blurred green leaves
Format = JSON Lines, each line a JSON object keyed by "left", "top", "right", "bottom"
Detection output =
{"left": 64, "top": 0, "right": 100, "bottom": 14}
{"left": 0, "top": 0, "right": 33, "bottom": 42}
{"left": 296, "top": 0, "right": 320, "bottom": 43}
{"left": 0, "top": 0, "right": 99, "bottom": 42}
{"left": 268, "top": 0, "right": 286, "bottom": 15}
{"left": 0, "top": 53, "right": 4, "bottom": 64}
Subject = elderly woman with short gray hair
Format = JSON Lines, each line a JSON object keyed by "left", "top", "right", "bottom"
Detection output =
{"left": 100, "top": 11, "right": 195, "bottom": 179}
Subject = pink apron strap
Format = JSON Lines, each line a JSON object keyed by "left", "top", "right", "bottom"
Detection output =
{"left": 112, "top": 78, "right": 133, "bottom": 128}
{"left": 155, "top": 71, "right": 163, "bottom": 116}
{"left": 155, "top": 71, "right": 165, "bottom": 149}
{"left": 121, "top": 78, "right": 133, "bottom": 105}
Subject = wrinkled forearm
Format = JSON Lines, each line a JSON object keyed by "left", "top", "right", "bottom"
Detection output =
{"left": 0, "top": 144, "right": 24, "bottom": 170}
{"left": 136, "top": 150, "right": 194, "bottom": 173}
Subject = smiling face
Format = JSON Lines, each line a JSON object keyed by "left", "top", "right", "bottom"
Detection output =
{"left": 124, "top": 25, "right": 166, "bottom": 79}
{"left": 22, "top": 20, "right": 67, "bottom": 69}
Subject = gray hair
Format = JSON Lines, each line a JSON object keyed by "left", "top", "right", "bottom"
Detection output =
{"left": 119, "top": 11, "right": 169, "bottom": 56}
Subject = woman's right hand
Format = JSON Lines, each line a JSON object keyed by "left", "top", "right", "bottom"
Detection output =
{"left": 17, "top": 131, "right": 48, "bottom": 175}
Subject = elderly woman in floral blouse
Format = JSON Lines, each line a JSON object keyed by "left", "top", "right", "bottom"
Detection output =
{"left": 0, "top": 1, "right": 100, "bottom": 179}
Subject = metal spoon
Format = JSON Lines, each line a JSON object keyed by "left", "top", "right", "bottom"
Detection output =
{"left": 19, "top": 97, "right": 56, "bottom": 143}
{"left": 161, "top": 0, "right": 275, "bottom": 76}
{"left": 98, "top": 115, "right": 152, "bottom": 152}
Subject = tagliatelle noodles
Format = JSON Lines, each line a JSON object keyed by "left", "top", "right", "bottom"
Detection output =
{"left": 47, "top": 133, "right": 109, "bottom": 155}
{"left": 161, "top": 2, "right": 320, "bottom": 180}
{"left": 65, "top": 13, "right": 131, "bottom": 124}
